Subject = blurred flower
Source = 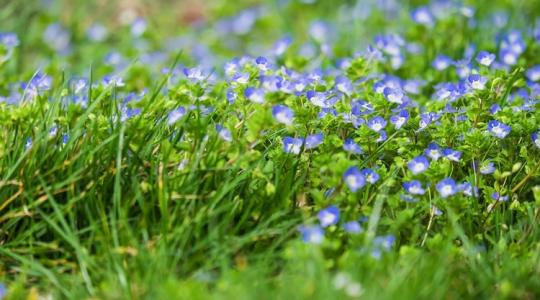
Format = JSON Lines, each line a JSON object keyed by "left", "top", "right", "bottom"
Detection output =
{"left": 408, "top": 155, "right": 430, "bottom": 174}
{"left": 131, "top": 17, "right": 147, "bottom": 37}
{"left": 432, "top": 55, "right": 453, "bottom": 71}
{"left": 467, "top": 74, "right": 487, "bottom": 90}
{"left": 425, "top": 143, "right": 442, "bottom": 160}
{"left": 305, "top": 133, "right": 323, "bottom": 149}
{"left": 403, "top": 180, "right": 426, "bottom": 195}
{"left": 343, "top": 166, "right": 365, "bottom": 192}
{"left": 532, "top": 131, "right": 540, "bottom": 148}
{"left": 298, "top": 225, "right": 324, "bottom": 244}
{"left": 361, "top": 168, "right": 379, "bottom": 184}
{"left": 244, "top": 87, "right": 265, "bottom": 103}
{"left": 43, "top": 23, "right": 71, "bottom": 54}
{"left": 367, "top": 116, "right": 387, "bottom": 132}
{"left": 411, "top": 6, "right": 435, "bottom": 27}
{"left": 283, "top": 137, "right": 303, "bottom": 154}
{"left": 216, "top": 125, "right": 232, "bottom": 142}
{"left": 272, "top": 105, "right": 294, "bottom": 125}
{"left": 436, "top": 177, "right": 458, "bottom": 198}
{"left": 487, "top": 120, "right": 511, "bottom": 138}
{"left": 86, "top": 23, "right": 108, "bottom": 42}
{"left": 390, "top": 110, "right": 409, "bottom": 129}
{"left": 167, "top": 107, "right": 186, "bottom": 125}
{"left": 479, "top": 161, "right": 496, "bottom": 174}
{"left": 343, "top": 221, "right": 363, "bottom": 234}
{"left": 525, "top": 65, "right": 540, "bottom": 82}
{"left": 476, "top": 51, "right": 496, "bottom": 66}
{"left": 443, "top": 148, "right": 461, "bottom": 162}
{"left": 343, "top": 138, "right": 363, "bottom": 154}
{"left": 317, "top": 205, "right": 340, "bottom": 227}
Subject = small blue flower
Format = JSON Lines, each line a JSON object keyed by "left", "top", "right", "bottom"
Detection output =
{"left": 383, "top": 87, "right": 404, "bottom": 104}
{"left": 0, "top": 32, "right": 19, "bottom": 49}
{"left": 490, "top": 104, "right": 501, "bottom": 115}
{"left": 361, "top": 168, "right": 380, "bottom": 184}
{"left": 407, "top": 155, "right": 430, "bottom": 174}
{"left": 431, "top": 205, "right": 443, "bottom": 216}
{"left": 244, "top": 87, "right": 265, "bottom": 103}
{"left": 25, "top": 137, "right": 32, "bottom": 150}
{"left": 425, "top": 143, "right": 442, "bottom": 160}
{"left": 298, "top": 225, "right": 324, "bottom": 244}
{"left": 216, "top": 125, "right": 233, "bottom": 142}
{"left": 436, "top": 177, "right": 458, "bottom": 198}
{"left": 272, "top": 105, "right": 294, "bottom": 125}
{"left": 411, "top": 6, "right": 435, "bottom": 27}
{"left": 491, "top": 192, "right": 508, "bottom": 202}
{"left": 525, "top": 65, "right": 540, "bottom": 82}
{"left": 306, "top": 90, "right": 337, "bottom": 108}
{"left": 467, "top": 74, "right": 487, "bottom": 90}
{"left": 367, "top": 116, "right": 387, "bottom": 132}
{"left": 343, "top": 166, "right": 366, "bottom": 192}
{"left": 443, "top": 148, "right": 462, "bottom": 162}
{"left": 167, "top": 107, "right": 186, "bottom": 125}
{"left": 432, "top": 55, "right": 453, "bottom": 71}
{"left": 532, "top": 131, "right": 540, "bottom": 148}
{"left": 131, "top": 17, "right": 147, "bottom": 37}
{"left": 335, "top": 76, "right": 353, "bottom": 96}
{"left": 400, "top": 194, "right": 418, "bottom": 203}
{"left": 390, "top": 110, "right": 409, "bottom": 129}
{"left": 476, "top": 51, "right": 496, "bottom": 66}
{"left": 487, "top": 120, "right": 511, "bottom": 138}
{"left": 283, "top": 137, "right": 303, "bottom": 154}
{"left": 479, "top": 161, "right": 496, "bottom": 174}
{"left": 273, "top": 36, "right": 292, "bottom": 56}
{"left": 458, "top": 182, "right": 478, "bottom": 197}
{"left": 343, "top": 138, "right": 363, "bottom": 154}
{"left": 343, "top": 221, "right": 363, "bottom": 234}
{"left": 376, "top": 130, "right": 387, "bottom": 143}
{"left": 305, "top": 133, "right": 323, "bottom": 149}
{"left": 403, "top": 180, "right": 426, "bottom": 195}
{"left": 226, "top": 89, "right": 237, "bottom": 104}
{"left": 317, "top": 205, "right": 340, "bottom": 227}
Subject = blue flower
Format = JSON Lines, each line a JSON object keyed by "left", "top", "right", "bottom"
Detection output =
{"left": 436, "top": 177, "right": 458, "bottom": 198}
{"left": 226, "top": 89, "right": 237, "bottom": 104}
{"left": 131, "top": 17, "right": 147, "bottom": 37}
{"left": 490, "top": 104, "right": 501, "bottom": 114}
{"left": 432, "top": 55, "right": 453, "bottom": 71}
{"left": 425, "top": 143, "right": 442, "bottom": 160}
{"left": 273, "top": 36, "right": 292, "bottom": 56}
{"left": 343, "top": 221, "right": 363, "bottom": 234}
{"left": 86, "top": 23, "right": 108, "bottom": 42}
{"left": 367, "top": 116, "right": 387, "bottom": 132}
{"left": 467, "top": 74, "right": 487, "bottom": 90}
{"left": 525, "top": 65, "right": 540, "bottom": 82}
{"left": 343, "top": 166, "right": 366, "bottom": 192}
{"left": 283, "top": 137, "right": 303, "bottom": 154}
{"left": 443, "top": 148, "right": 462, "bottom": 162}
{"left": 317, "top": 205, "right": 340, "bottom": 227}
{"left": 167, "top": 107, "right": 186, "bottom": 125}
{"left": 383, "top": 87, "right": 404, "bottom": 104}
{"left": 335, "top": 76, "right": 353, "bottom": 96}
{"left": 491, "top": 192, "right": 508, "bottom": 202}
{"left": 390, "top": 110, "right": 409, "bottom": 129}
{"left": 343, "top": 138, "right": 363, "bottom": 154}
{"left": 458, "top": 182, "right": 478, "bottom": 197}
{"left": 305, "top": 133, "right": 323, "bottom": 149}
{"left": 272, "top": 105, "right": 294, "bottom": 125}
{"left": 400, "top": 194, "right": 418, "bottom": 203}
{"left": 0, "top": 32, "right": 19, "bottom": 49}
{"left": 361, "top": 168, "right": 380, "bottom": 184}
{"left": 403, "top": 180, "right": 426, "bottom": 195}
{"left": 376, "top": 130, "right": 387, "bottom": 142}
{"left": 407, "top": 155, "right": 430, "bottom": 174}
{"left": 43, "top": 23, "right": 71, "bottom": 54}
{"left": 476, "top": 51, "right": 496, "bottom": 66}
{"left": 532, "top": 131, "right": 540, "bottom": 148}
{"left": 306, "top": 90, "right": 337, "bottom": 108}
{"left": 216, "top": 125, "right": 233, "bottom": 142}
{"left": 298, "top": 225, "right": 324, "bottom": 244}
{"left": 487, "top": 120, "right": 511, "bottom": 138}
{"left": 479, "top": 161, "right": 496, "bottom": 174}
{"left": 411, "top": 6, "right": 435, "bottom": 27}
{"left": 244, "top": 87, "right": 265, "bottom": 103}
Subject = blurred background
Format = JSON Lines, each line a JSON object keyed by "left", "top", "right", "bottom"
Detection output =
{"left": 1, "top": 0, "right": 540, "bottom": 80}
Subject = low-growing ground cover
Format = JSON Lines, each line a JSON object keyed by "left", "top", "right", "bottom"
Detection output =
{"left": 1, "top": 0, "right": 540, "bottom": 299}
